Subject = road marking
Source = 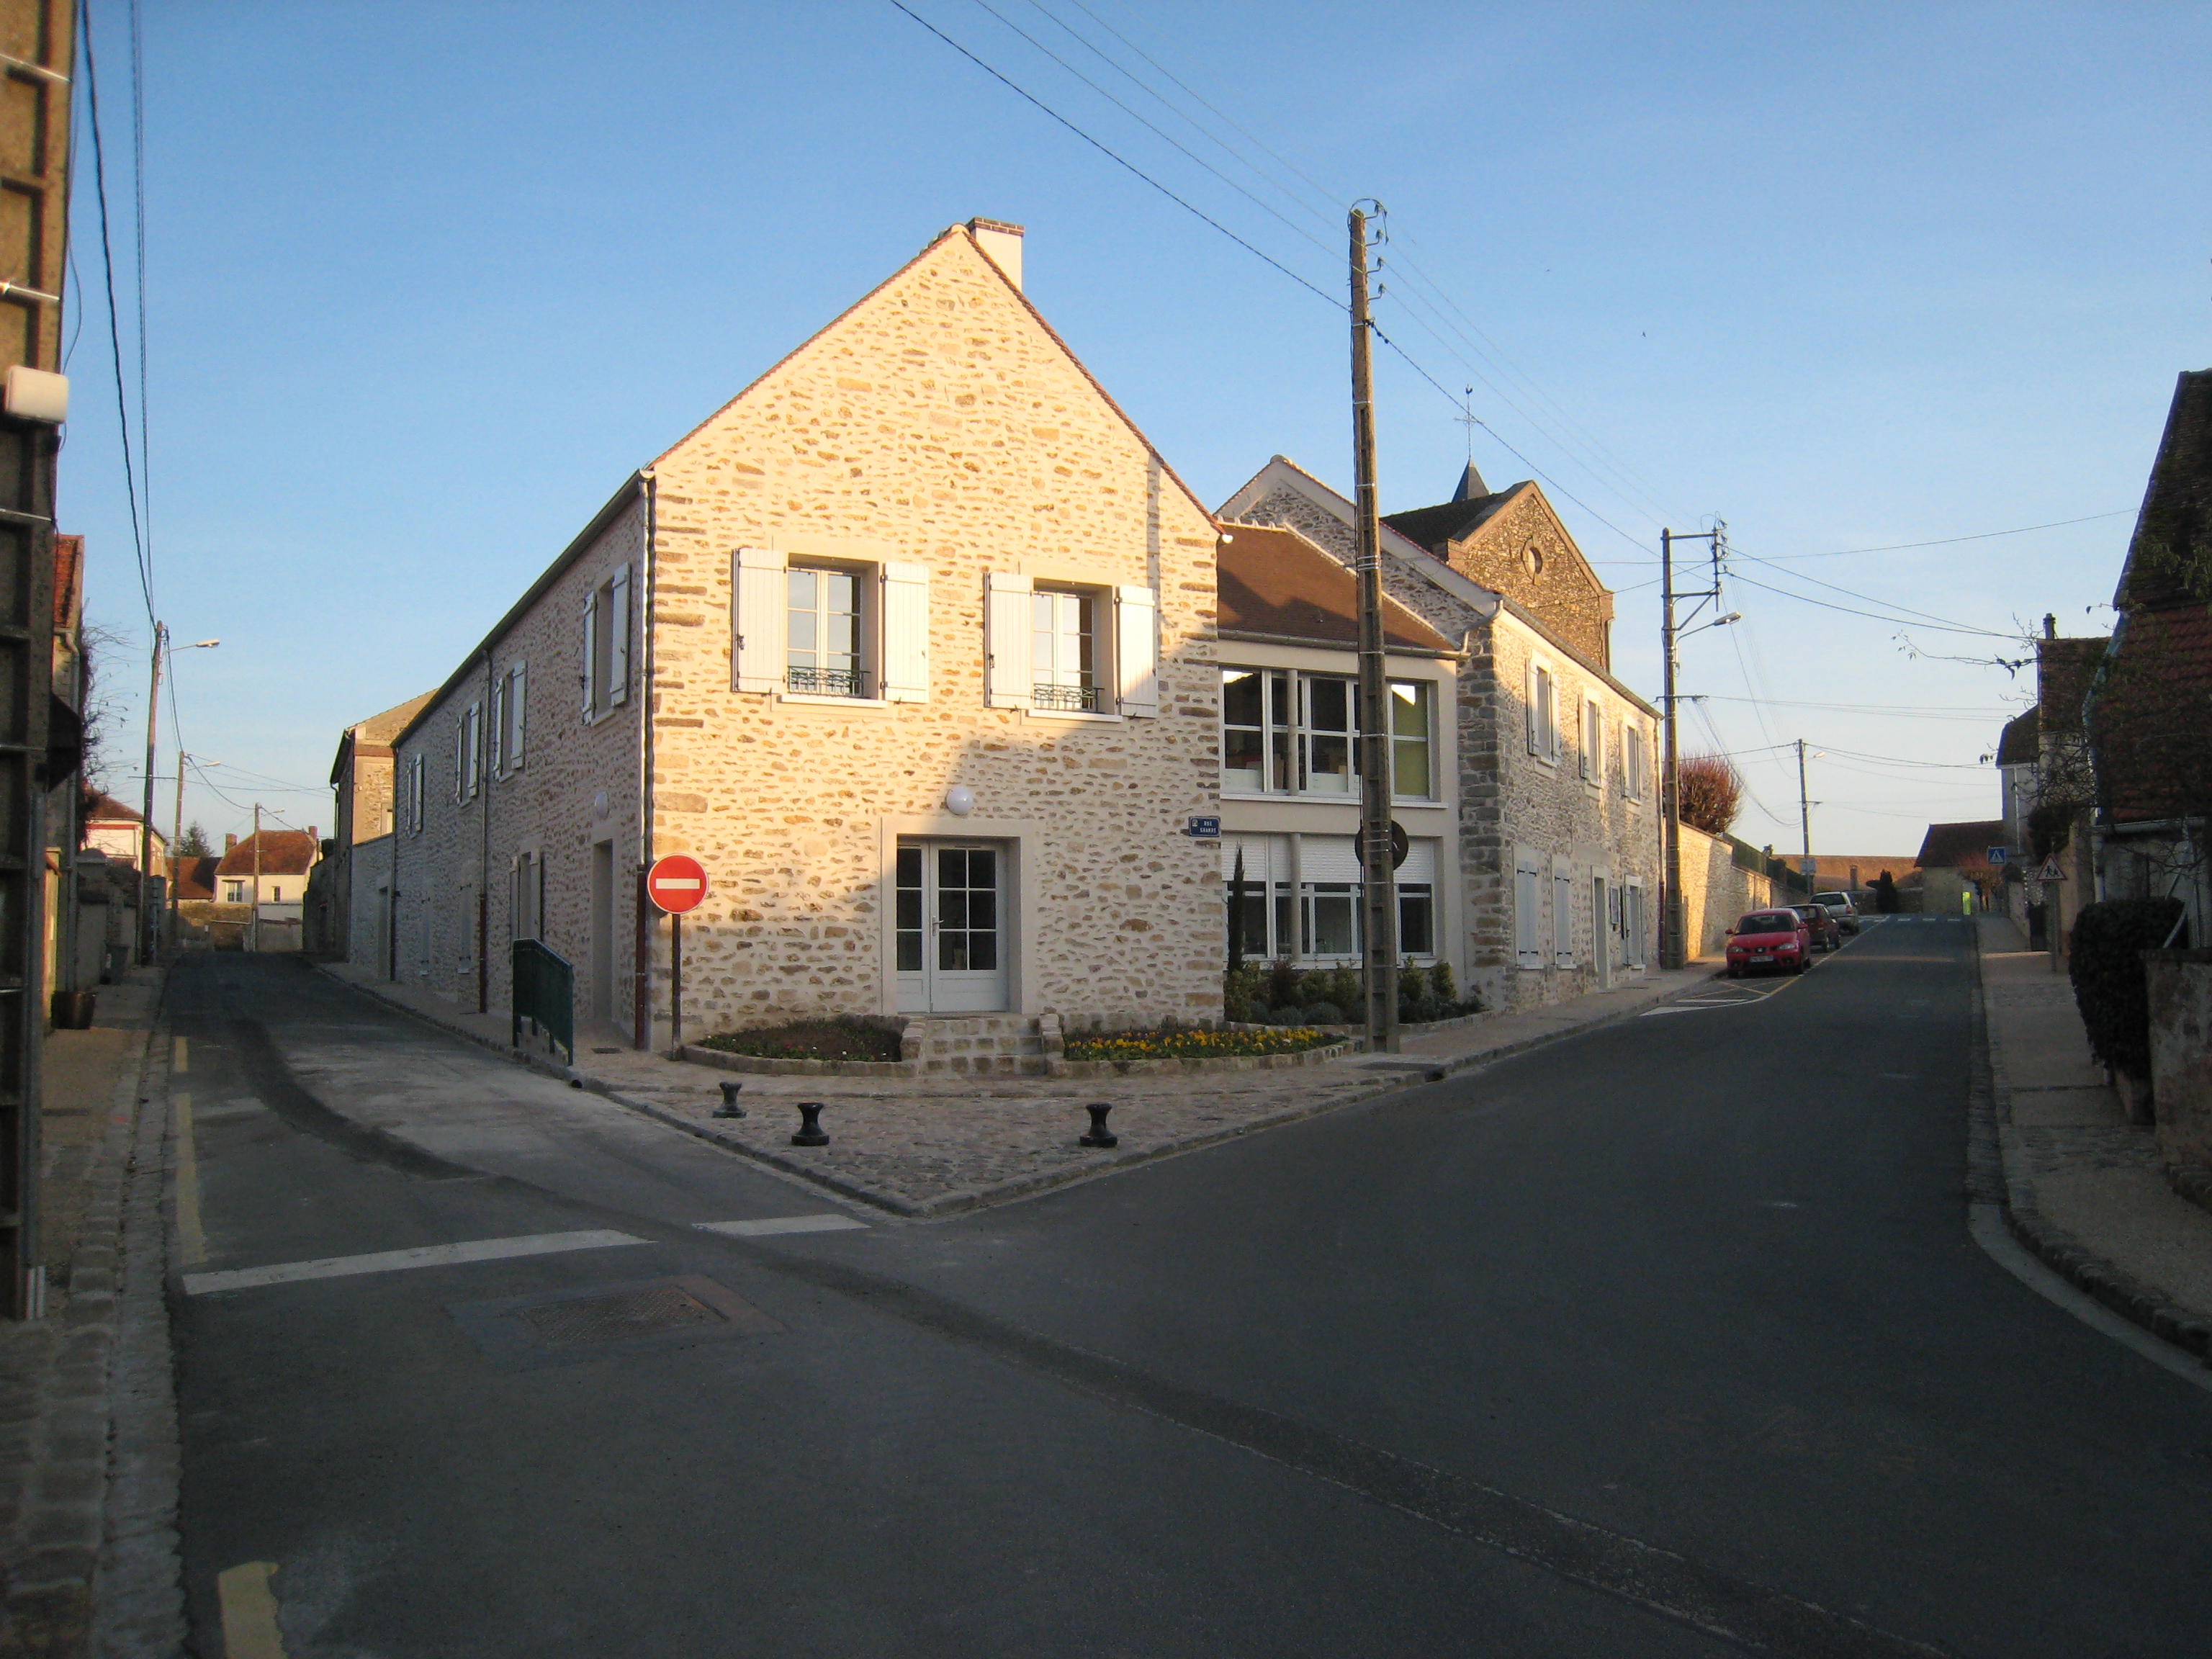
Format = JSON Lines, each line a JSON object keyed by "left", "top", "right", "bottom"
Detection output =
{"left": 174, "top": 1035, "right": 187, "bottom": 1074}
{"left": 182, "top": 1230, "right": 645, "bottom": 1296}
{"left": 217, "top": 1560, "right": 287, "bottom": 1658}
{"left": 698, "top": 1213, "right": 869, "bottom": 1238}
{"left": 174, "top": 1093, "right": 207, "bottom": 1268}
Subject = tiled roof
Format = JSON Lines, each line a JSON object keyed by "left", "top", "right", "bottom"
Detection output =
{"left": 2092, "top": 601, "right": 2212, "bottom": 824}
{"left": 167, "top": 855, "right": 217, "bottom": 902}
{"left": 1995, "top": 708, "right": 2038, "bottom": 767}
{"left": 214, "top": 830, "right": 319, "bottom": 878}
{"left": 1915, "top": 819, "right": 2008, "bottom": 868}
{"left": 84, "top": 792, "right": 144, "bottom": 824}
{"left": 2114, "top": 369, "right": 2212, "bottom": 611}
{"left": 1382, "top": 488, "right": 1523, "bottom": 553}
{"left": 1217, "top": 525, "right": 1454, "bottom": 652}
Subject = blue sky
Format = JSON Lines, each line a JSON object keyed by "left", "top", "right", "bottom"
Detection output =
{"left": 64, "top": 1, "right": 2212, "bottom": 858}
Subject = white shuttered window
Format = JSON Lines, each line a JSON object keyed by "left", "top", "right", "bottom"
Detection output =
{"left": 985, "top": 571, "right": 1033, "bottom": 708}
{"left": 607, "top": 565, "right": 631, "bottom": 705}
{"left": 1514, "top": 850, "right": 1545, "bottom": 966}
{"left": 732, "top": 547, "right": 788, "bottom": 693}
{"left": 1115, "top": 584, "right": 1159, "bottom": 717}
{"left": 1552, "top": 858, "right": 1574, "bottom": 965}
{"left": 879, "top": 562, "right": 930, "bottom": 702}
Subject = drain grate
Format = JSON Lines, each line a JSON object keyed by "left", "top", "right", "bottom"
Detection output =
{"left": 520, "top": 1282, "right": 721, "bottom": 1347}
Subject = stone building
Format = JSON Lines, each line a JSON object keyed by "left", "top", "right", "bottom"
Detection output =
{"left": 378, "top": 220, "right": 1222, "bottom": 1051}
{"left": 307, "top": 691, "right": 433, "bottom": 958}
{"left": 1217, "top": 455, "right": 1661, "bottom": 1012}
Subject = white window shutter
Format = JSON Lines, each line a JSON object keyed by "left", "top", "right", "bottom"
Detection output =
{"left": 984, "top": 571, "right": 1033, "bottom": 708}
{"left": 879, "top": 561, "right": 930, "bottom": 703}
{"left": 488, "top": 680, "right": 505, "bottom": 778}
{"left": 1579, "top": 701, "right": 1593, "bottom": 780}
{"left": 1524, "top": 662, "right": 1539, "bottom": 754}
{"left": 608, "top": 565, "right": 632, "bottom": 706}
{"left": 732, "top": 547, "right": 787, "bottom": 694}
{"left": 454, "top": 720, "right": 465, "bottom": 802}
{"left": 582, "top": 591, "right": 598, "bottom": 716}
{"left": 510, "top": 665, "right": 526, "bottom": 768}
{"left": 1115, "top": 584, "right": 1160, "bottom": 718}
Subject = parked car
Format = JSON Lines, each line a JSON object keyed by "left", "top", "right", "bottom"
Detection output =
{"left": 1794, "top": 903, "right": 1843, "bottom": 953}
{"left": 1725, "top": 909, "right": 1812, "bottom": 977}
{"left": 1812, "top": 890, "right": 1861, "bottom": 935}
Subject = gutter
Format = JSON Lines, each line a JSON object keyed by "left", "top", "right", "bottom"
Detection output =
{"left": 631, "top": 470, "right": 658, "bottom": 1050}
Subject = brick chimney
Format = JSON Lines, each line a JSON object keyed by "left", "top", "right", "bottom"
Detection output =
{"left": 225, "top": 833, "right": 237, "bottom": 851}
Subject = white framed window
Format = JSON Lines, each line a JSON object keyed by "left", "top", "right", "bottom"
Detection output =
{"left": 1624, "top": 881, "right": 1648, "bottom": 967}
{"left": 1514, "top": 848, "right": 1545, "bottom": 967}
{"left": 501, "top": 662, "right": 526, "bottom": 773}
{"left": 454, "top": 703, "right": 482, "bottom": 802}
{"left": 1219, "top": 667, "right": 1436, "bottom": 799}
{"left": 406, "top": 752, "right": 425, "bottom": 835}
{"left": 1581, "top": 698, "right": 1603, "bottom": 784}
{"left": 734, "top": 548, "right": 928, "bottom": 703}
{"left": 1527, "top": 660, "right": 1558, "bottom": 763}
{"left": 1624, "top": 720, "right": 1647, "bottom": 801}
{"left": 1552, "top": 857, "right": 1575, "bottom": 966}
{"left": 581, "top": 563, "right": 631, "bottom": 720}
{"left": 989, "top": 572, "right": 1156, "bottom": 717}
{"left": 224, "top": 879, "right": 244, "bottom": 903}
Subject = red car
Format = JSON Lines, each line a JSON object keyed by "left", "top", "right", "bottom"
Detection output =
{"left": 1726, "top": 909, "right": 1811, "bottom": 977}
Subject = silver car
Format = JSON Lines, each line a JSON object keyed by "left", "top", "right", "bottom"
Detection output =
{"left": 1812, "top": 891, "right": 1861, "bottom": 935}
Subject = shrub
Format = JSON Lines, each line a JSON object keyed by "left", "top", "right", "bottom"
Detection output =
{"left": 1303, "top": 1001, "right": 1345, "bottom": 1025}
{"left": 1404, "top": 997, "right": 1440, "bottom": 1025}
{"left": 2068, "top": 897, "right": 2187, "bottom": 1077}
{"left": 1064, "top": 1026, "right": 1336, "bottom": 1062}
{"left": 1430, "top": 961, "right": 1458, "bottom": 1007}
{"left": 698, "top": 1017, "right": 903, "bottom": 1063}
{"left": 1269, "top": 1005, "right": 1305, "bottom": 1026}
{"left": 1267, "top": 957, "right": 1303, "bottom": 1011}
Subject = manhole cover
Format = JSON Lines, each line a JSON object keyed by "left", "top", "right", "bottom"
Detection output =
{"left": 519, "top": 1283, "right": 720, "bottom": 1347}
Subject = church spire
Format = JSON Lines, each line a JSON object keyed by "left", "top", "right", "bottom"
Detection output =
{"left": 1451, "top": 459, "right": 1490, "bottom": 502}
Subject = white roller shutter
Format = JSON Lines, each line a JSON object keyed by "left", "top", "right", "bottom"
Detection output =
{"left": 1397, "top": 837, "right": 1439, "bottom": 885}
{"left": 732, "top": 547, "right": 787, "bottom": 694}
{"left": 1115, "top": 584, "right": 1159, "bottom": 718}
{"left": 1300, "top": 835, "right": 1363, "bottom": 884}
{"left": 985, "top": 571, "right": 1033, "bottom": 708}
{"left": 880, "top": 561, "right": 930, "bottom": 703}
{"left": 1219, "top": 832, "right": 1287, "bottom": 884}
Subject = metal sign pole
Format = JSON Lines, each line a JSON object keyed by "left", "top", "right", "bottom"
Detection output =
{"left": 670, "top": 912, "right": 683, "bottom": 1056}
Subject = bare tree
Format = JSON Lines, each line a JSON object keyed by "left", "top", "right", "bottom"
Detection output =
{"left": 1677, "top": 753, "right": 1744, "bottom": 837}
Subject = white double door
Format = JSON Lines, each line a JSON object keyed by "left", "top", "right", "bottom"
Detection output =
{"left": 895, "top": 839, "right": 1010, "bottom": 1014}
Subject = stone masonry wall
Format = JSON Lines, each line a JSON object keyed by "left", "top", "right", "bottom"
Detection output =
{"left": 1437, "top": 488, "right": 1613, "bottom": 669}
{"left": 641, "top": 227, "right": 1220, "bottom": 1035}
{"left": 390, "top": 495, "right": 647, "bottom": 1032}
{"left": 1677, "top": 822, "right": 1775, "bottom": 960}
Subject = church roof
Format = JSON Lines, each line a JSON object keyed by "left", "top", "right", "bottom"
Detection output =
{"left": 1382, "top": 485, "right": 1526, "bottom": 552}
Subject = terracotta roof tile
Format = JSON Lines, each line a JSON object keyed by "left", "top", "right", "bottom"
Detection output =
{"left": 214, "top": 830, "right": 319, "bottom": 878}
{"left": 1217, "top": 524, "right": 1453, "bottom": 652}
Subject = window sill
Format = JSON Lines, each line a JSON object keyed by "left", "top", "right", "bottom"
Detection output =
{"left": 780, "top": 692, "right": 891, "bottom": 710}
{"left": 1215, "top": 786, "right": 1444, "bottom": 807}
{"left": 1024, "top": 706, "right": 1121, "bottom": 724}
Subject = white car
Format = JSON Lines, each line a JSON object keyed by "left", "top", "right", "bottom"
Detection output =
{"left": 1812, "top": 891, "right": 1861, "bottom": 935}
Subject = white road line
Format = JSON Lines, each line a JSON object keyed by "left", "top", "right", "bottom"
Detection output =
{"left": 696, "top": 1214, "right": 869, "bottom": 1238}
{"left": 182, "top": 1229, "right": 644, "bottom": 1296}
{"left": 216, "top": 1560, "right": 288, "bottom": 1658}
{"left": 174, "top": 1093, "right": 207, "bottom": 1269}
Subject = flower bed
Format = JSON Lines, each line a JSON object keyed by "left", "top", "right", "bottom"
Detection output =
{"left": 1064, "top": 1026, "right": 1333, "bottom": 1063}
{"left": 696, "top": 1017, "right": 904, "bottom": 1064}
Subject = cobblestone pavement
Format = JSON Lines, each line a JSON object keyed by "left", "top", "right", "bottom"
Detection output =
{"left": 318, "top": 958, "right": 1719, "bottom": 1218}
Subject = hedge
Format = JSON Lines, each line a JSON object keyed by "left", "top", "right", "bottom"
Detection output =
{"left": 2067, "top": 897, "right": 2186, "bottom": 1077}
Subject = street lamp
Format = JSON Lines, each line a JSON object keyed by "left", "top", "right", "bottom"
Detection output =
{"left": 141, "top": 631, "right": 220, "bottom": 958}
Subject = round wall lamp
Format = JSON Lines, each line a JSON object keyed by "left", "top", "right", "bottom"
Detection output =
{"left": 944, "top": 784, "right": 975, "bottom": 817}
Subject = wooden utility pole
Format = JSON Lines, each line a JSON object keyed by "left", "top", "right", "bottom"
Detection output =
{"left": 139, "top": 622, "right": 164, "bottom": 962}
{"left": 1797, "top": 739, "right": 1813, "bottom": 884}
{"left": 1660, "top": 530, "right": 1683, "bottom": 969}
{"left": 1349, "top": 204, "right": 1398, "bottom": 1053}
{"left": 251, "top": 804, "right": 262, "bottom": 953}
{"left": 168, "top": 751, "right": 186, "bottom": 945}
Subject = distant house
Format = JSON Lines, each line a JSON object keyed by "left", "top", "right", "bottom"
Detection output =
{"left": 307, "top": 691, "right": 434, "bottom": 960}
{"left": 82, "top": 791, "right": 163, "bottom": 869}
{"left": 1915, "top": 820, "right": 2008, "bottom": 914}
{"left": 213, "top": 829, "right": 320, "bottom": 951}
{"left": 2089, "top": 367, "right": 2212, "bottom": 943}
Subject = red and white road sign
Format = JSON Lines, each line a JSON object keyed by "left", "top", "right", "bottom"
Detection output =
{"left": 646, "top": 853, "right": 709, "bottom": 914}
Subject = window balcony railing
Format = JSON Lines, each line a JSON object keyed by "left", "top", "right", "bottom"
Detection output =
{"left": 1032, "top": 682, "right": 1101, "bottom": 712}
{"left": 787, "top": 666, "right": 870, "bottom": 698}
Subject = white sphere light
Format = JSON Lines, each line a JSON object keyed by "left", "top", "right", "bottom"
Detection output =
{"left": 945, "top": 784, "right": 975, "bottom": 817}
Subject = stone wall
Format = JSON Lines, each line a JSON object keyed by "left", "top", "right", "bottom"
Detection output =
{"left": 1677, "top": 823, "right": 1776, "bottom": 960}
{"left": 342, "top": 832, "right": 394, "bottom": 976}
{"left": 1432, "top": 487, "right": 1614, "bottom": 670}
{"left": 2148, "top": 950, "right": 2212, "bottom": 1167}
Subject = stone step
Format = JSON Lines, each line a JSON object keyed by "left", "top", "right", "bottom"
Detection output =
{"left": 900, "top": 1014, "right": 1060, "bottom": 1076}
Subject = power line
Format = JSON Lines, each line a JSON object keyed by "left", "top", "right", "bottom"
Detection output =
{"left": 78, "top": 0, "right": 153, "bottom": 627}
{"left": 1747, "top": 509, "right": 2134, "bottom": 561}
{"left": 889, "top": 1, "right": 1342, "bottom": 311}
{"left": 1725, "top": 571, "right": 2018, "bottom": 639}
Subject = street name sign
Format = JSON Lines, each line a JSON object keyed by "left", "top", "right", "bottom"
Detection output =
{"left": 647, "top": 854, "right": 709, "bottom": 914}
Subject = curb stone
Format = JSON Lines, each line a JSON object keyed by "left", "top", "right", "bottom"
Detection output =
{"left": 1972, "top": 926, "right": 2212, "bottom": 1365}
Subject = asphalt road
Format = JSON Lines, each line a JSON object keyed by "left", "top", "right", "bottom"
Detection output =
{"left": 168, "top": 925, "right": 2212, "bottom": 1658}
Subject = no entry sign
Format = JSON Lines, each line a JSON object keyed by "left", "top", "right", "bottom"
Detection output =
{"left": 647, "top": 853, "right": 708, "bottom": 914}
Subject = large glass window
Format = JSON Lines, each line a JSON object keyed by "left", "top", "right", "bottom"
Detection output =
{"left": 1220, "top": 667, "right": 1437, "bottom": 800}
{"left": 1398, "top": 884, "right": 1435, "bottom": 955}
{"left": 1032, "top": 589, "right": 1098, "bottom": 711}
{"left": 788, "top": 566, "right": 865, "bottom": 696}
{"left": 1302, "top": 882, "right": 1359, "bottom": 955}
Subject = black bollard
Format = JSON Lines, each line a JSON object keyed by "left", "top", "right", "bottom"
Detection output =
{"left": 1078, "top": 1102, "right": 1117, "bottom": 1148}
{"left": 714, "top": 1080, "right": 747, "bottom": 1119}
{"left": 791, "top": 1101, "right": 830, "bottom": 1147}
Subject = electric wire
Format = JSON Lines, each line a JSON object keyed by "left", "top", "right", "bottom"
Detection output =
{"left": 1725, "top": 571, "right": 2017, "bottom": 639}
{"left": 78, "top": 0, "right": 153, "bottom": 628}
{"left": 1748, "top": 509, "right": 2134, "bottom": 561}
{"left": 129, "top": 0, "right": 150, "bottom": 600}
